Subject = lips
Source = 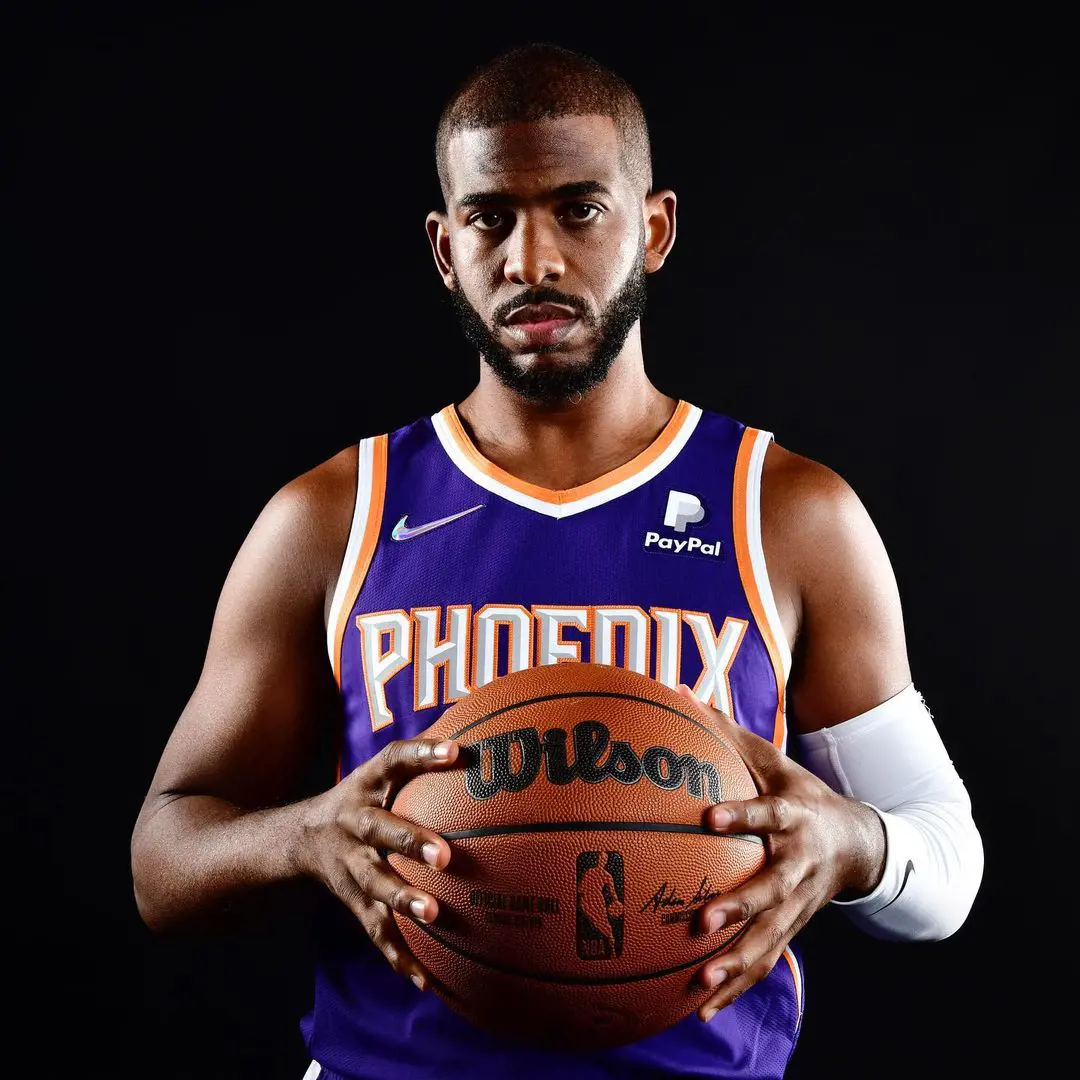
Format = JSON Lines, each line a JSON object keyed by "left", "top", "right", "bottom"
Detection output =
{"left": 504, "top": 302, "right": 579, "bottom": 326}
{"left": 502, "top": 302, "right": 582, "bottom": 347}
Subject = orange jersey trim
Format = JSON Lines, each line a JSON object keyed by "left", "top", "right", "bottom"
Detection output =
{"left": 733, "top": 428, "right": 787, "bottom": 747}
{"left": 438, "top": 400, "right": 693, "bottom": 505}
{"left": 782, "top": 947, "right": 803, "bottom": 1020}
{"left": 331, "top": 434, "right": 388, "bottom": 690}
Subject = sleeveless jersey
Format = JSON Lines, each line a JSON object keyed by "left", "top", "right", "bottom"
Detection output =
{"left": 301, "top": 401, "right": 805, "bottom": 1080}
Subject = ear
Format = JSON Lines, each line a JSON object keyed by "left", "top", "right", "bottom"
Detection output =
{"left": 642, "top": 188, "right": 677, "bottom": 273}
{"left": 426, "top": 211, "right": 455, "bottom": 289}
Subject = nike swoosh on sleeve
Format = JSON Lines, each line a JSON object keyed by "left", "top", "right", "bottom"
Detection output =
{"left": 866, "top": 860, "right": 915, "bottom": 918}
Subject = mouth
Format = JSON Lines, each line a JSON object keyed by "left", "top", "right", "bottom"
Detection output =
{"left": 502, "top": 303, "right": 582, "bottom": 347}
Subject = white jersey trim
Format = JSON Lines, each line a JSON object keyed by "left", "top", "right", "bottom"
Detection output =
{"left": 431, "top": 404, "right": 703, "bottom": 518}
{"left": 745, "top": 429, "right": 793, "bottom": 684}
{"left": 325, "top": 436, "right": 378, "bottom": 668}
{"left": 301, "top": 1062, "right": 322, "bottom": 1080}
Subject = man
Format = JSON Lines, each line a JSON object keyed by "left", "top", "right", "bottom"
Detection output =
{"left": 131, "top": 43, "right": 984, "bottom": 1079}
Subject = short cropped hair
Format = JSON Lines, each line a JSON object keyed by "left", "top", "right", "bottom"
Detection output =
{"left": 435, "top": 43, "right": 653, "bottom": 200}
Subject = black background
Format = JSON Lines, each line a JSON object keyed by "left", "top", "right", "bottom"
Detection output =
{"left": 8, "top": 5, "right": 1076, "bottom": 1078}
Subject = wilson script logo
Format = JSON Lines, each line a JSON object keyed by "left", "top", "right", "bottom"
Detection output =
{"left": 463, "top": 719, "right": 725, "bottom": 803}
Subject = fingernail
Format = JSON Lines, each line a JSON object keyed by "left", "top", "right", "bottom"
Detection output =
{"left": 706, "top": 908, "right": 727, "bottom": 933}
{"left": 708, "top": 968, "right": 728, "bottom": 990}
{"left": 421, "top": 842, "right": 441, "bottom": 866}
{"left": 410, "top": 973, "right": 425, "bottom": 991}
{"left": 432, "top": 741, "right": 453, "bottom": 759}
{"left": 711, "top": 807, "right": 734, "bottom": 829}
{"left": 702, "top": 1006, "right": 717, "bottom": 1022}
{"left": 410, "top": 898, "right": 429, "bottom": 922}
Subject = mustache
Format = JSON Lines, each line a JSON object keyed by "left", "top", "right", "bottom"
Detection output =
{"left": 493, "top": 287, "right": 592, "bottom": 326}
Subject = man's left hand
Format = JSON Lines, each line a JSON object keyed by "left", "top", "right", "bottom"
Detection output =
{"left": 676, "top": 684, "right": 886, "bottom": 1022}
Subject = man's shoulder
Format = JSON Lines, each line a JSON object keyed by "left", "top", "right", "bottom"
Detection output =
{"left": 762, "top": 441, "right": 858, "bottom": 514}
{"left": 760, "top": 439, "right": 881, "bottom": 581}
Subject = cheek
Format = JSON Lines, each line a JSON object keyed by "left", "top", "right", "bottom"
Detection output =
{"left": 591, "top": 214, "right": 642, "bottom": 268}
{"left": 582, "top": 229, "right": 639, "bottom": 292}
{"left": 451, "top": 234, "right": 502, "bottom": 289}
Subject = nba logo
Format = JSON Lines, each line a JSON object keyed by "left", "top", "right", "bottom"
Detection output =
{"left": 576, "top": 851, "right": 625, "bottom": 960}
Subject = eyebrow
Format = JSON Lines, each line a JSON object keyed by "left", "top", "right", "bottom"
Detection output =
{"left": 457, "top": 180, "right": 613, "bottom": 209}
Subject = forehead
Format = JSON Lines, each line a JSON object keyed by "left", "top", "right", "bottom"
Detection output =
{"left": 445, "top": 114, "right": 625, "bottom": 200}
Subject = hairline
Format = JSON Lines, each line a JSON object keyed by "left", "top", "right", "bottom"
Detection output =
{"left": 438, "top": 113, "right": 652, "bottom": 207}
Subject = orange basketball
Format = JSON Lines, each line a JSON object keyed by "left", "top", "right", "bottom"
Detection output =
{"left": 388, "top": 662, "right": 764, "bottom": 1050}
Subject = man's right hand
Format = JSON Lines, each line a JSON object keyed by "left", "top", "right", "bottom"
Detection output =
{"left": 296, "top": 736, "right": 460, "bottom": 990}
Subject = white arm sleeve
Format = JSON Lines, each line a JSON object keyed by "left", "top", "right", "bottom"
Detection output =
{"left": 795, "top": 683, "right": 984, "bottom": 942}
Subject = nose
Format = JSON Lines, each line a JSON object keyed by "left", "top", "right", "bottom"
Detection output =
{"left": 503, "top": 213, "right": 564, "bottom": 287}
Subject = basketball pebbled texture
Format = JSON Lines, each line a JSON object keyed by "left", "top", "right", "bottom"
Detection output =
{"left": 388, "top": 662, "right": 765, "bottom": 1050}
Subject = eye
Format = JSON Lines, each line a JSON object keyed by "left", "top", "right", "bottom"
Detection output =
{"left": 561, "top": 202, "right": 603, "bottom": 225}
{"left": 469, "top": 210, "right": 508, "bottom": 231}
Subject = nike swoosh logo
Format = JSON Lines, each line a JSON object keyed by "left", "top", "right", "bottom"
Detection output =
{"left": 390, "top": 503, "right": 485, "bottom": 541}
{"left": 866, "top": 859, "right": 915, "bottom": 917}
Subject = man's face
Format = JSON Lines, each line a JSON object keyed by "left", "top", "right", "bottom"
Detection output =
{"left": 433, "top": 115, "right": 648, "bottom": 405}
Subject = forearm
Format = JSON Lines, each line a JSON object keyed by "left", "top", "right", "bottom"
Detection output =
{"left": 797, "top": 684, "right": 984, "bottom": 941}
{"left": 841, "top": 796, "right": 983, "bottom": 940}
{"left": 832, "top": 796, "right": 888, "bottom": 899}
{"left": 131, "top": 794, "right": 310, "bottom": 933}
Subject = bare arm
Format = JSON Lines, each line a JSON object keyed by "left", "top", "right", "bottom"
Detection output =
{"left": 129, "top": 448, "right": 461, "bottom": 997}
{"left": 130, "top": 450, "right": 355, "bottom": 931}
{"left": 760, "top": 442, "right": 913, "bottom": 733}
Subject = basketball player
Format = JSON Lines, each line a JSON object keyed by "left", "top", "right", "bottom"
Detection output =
{"left": 578, "top": 852, "right": 625, "bottom": 959}
{"left": 130, "top": 43, "right": 984, "bottom": 1079}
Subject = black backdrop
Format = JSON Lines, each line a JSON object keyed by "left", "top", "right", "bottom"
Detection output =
{"left": 8, "top": 5, "right": 1076, "bottom": 1078}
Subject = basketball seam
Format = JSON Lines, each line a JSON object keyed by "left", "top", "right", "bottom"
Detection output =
{"left": 404, "top": 917, "right": 752, "bottom": 986}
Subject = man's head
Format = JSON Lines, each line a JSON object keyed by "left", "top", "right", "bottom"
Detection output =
{"left": 426, "top": 44, "right": 676, "bottom": 407}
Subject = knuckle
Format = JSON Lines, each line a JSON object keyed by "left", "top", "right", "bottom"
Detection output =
{"left": 387, "top": 883, "right": 411, "bottom": 914}
{"left": 352, "top": 805, "right": 377, "bottom": 839}
{"left": 379, "top": 740, "right": 407, "bottom": 770}
{"left": 733, "top": 896, "right": 755, "bottom": 924}
{"left": 724, "top": 951, "right": 750, "bottom": 978}
{"left": 347, "top": 856, "right": 376, "bottom": 898}
{"left": 391, "top": 822, "right": 418, "bottom": 856}
{"left": 766, "top": 796, "right": 789, "bottom": 830}
{"left": 774, "top": 866, "right": 800, "bottom": 899}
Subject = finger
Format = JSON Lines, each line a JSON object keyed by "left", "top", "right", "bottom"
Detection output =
{"left": 342, "top": 846, "right": 442, "bottom": 924}
{"left": 697, "top": 966, "right": 752, "bottom": 1022}
{"left": 696, "top": 861, "right": 793, "bottom": 936}
{"left": 354, "top": 805, "right": 452, "bottom": 870}
{"left": 361, "top": 737, "right": 460, "bottom": 793}
{"left": 704, "top": 794, "right": 790, "bottom": 837}
{"left": 696, "top": 902, "right": 812, "bottom": 1020}
{"left": 360, "top": 899, "right": 433, "bottom": 991}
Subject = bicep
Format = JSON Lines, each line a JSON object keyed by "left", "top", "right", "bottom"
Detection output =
{"left": 143, "top": 483, "right": 342, "bottom": 811}
{"left": 765, "top": 449, "right": 913, "bottom": 733}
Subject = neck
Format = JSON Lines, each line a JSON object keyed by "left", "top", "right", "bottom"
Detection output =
{"left": 455, "top": 336, "right": 677, "bottom": 491}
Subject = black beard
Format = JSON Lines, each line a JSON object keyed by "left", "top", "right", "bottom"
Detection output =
{"left": 448, "top": 249, "right": 647, "bottom": 407}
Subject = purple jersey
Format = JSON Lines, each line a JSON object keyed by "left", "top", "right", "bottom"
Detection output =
{"left": 302, "top": 401, "right": 804, "bottom": 1079}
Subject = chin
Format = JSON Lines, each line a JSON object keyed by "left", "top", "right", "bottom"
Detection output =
{"left": 513, "top": 347, "right": 589, "bottom": 367}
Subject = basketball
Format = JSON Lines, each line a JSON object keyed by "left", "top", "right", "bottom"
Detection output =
{"left": 388, "top": 662, "right": 765, "bottom": 1050}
